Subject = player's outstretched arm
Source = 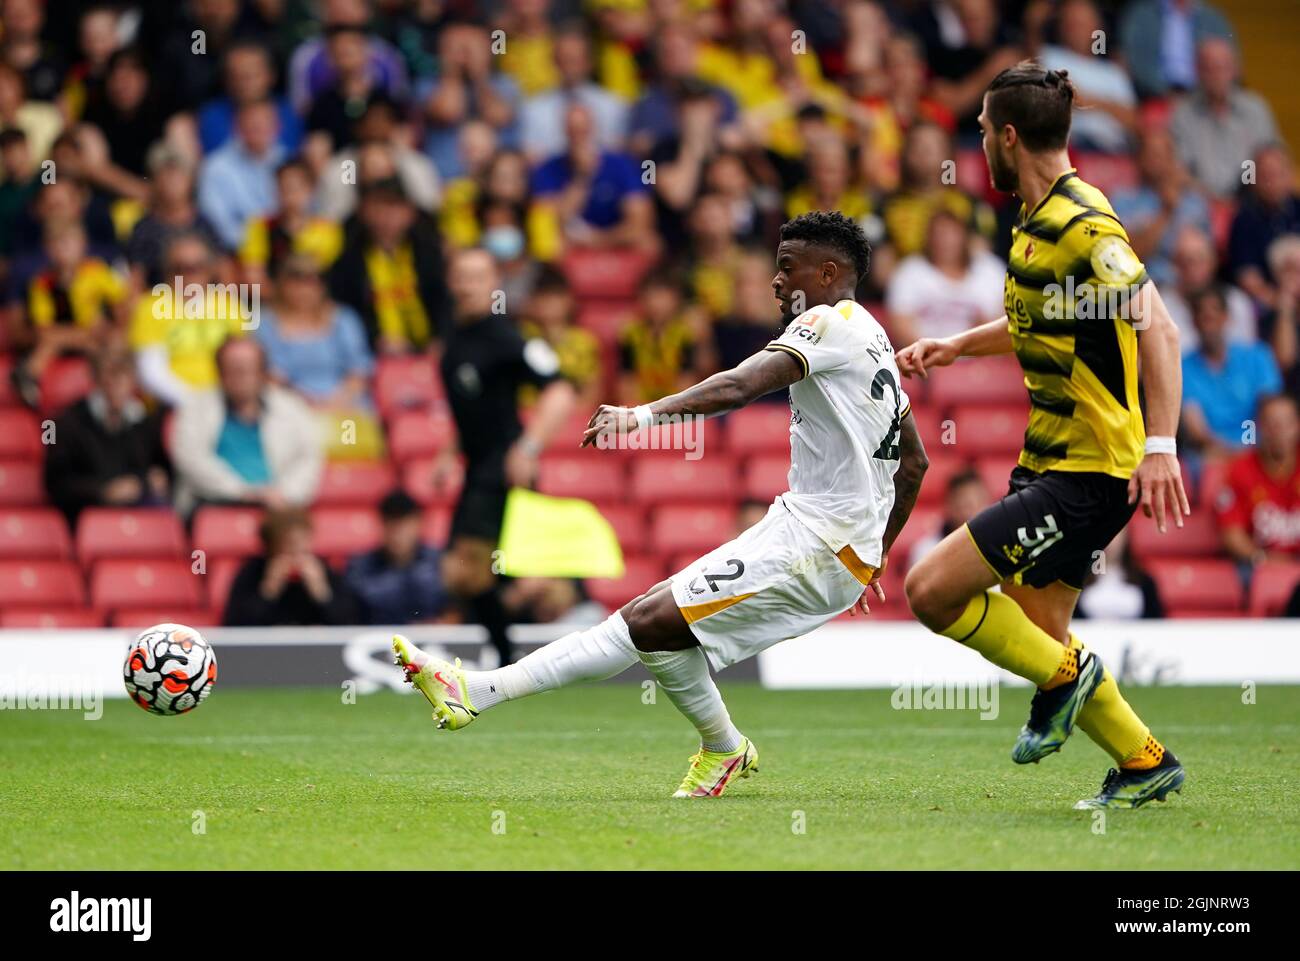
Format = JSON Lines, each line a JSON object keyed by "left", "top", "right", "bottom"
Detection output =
{"left": 1129, "top": 280, "right": 1191, "bottom": 532}
{"left": 895, "top": 317, "right": 1014, "bottom": 379}
{"left": 856, "top": 411, "right": 929, "bottom": 614}
{"left": 581, "top": 349, "right": 802, "bottom": 446}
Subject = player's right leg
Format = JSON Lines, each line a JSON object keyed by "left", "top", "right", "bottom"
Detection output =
{"left": 904, "top": 530, "right": 1102, "bottom": 752}
{"left": 393, "top": 597, "right": 649, "bottom": 729}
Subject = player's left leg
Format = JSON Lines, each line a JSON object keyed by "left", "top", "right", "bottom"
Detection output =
{"left": 1002, "top": 579, "right": 1185, "bottom": 808}
{"left": 621, "top": 584, "right": 758, "bottom": 798}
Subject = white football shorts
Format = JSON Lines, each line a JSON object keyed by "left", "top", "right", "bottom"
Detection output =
{"left": 669, "top": 499, "right": 872, "bottom": 670}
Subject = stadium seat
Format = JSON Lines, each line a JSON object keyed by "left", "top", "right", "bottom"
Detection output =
{"left": 909, "top": 405, "right": 946, "bottom": 451}
{"left": 0, "top": 606, "right": 105, "bottom": 628}
{"left": 0, "top": 459, "right": 45, "bottom": 506}
{"left": 401, "top": 455, "right": 463, "bottom": 506}
{"left": 561, "top": 247, "right": 654, "bottom": 299}
{"left": 650, "top": 504, "right": 738, "bottom": 554}
{"left": 884, "top": 506, "right": 943, "bottom": 574}
{"left": 0, "top": 508, "right": 71, "bottom": 559}
{"left": 537, "top": 456, "right": 626, "bottom": 501}
{"left": 192, "top": 506, "right": 264, "bottom": 560}
{"left": 76, "top": 507, "right": 187, "bottom": 562}
{"left": 1147, "top": 559, "right": 1243, "bottom": 612}
{"left": 39, "top": 356, "right": 93, "bottom": 417}
{"left": 111, "top": 608, "right": 219, "bottom": 629}
{"left": 1128, "top": 510, "right": 1222, "bottom": 559}
{"left": 914, "top": 452, "right": 971, "bottom": 506}
{"left": 1072, "top": 152, "right": 1139, "bottom": 195}
{"left": 0, "top": 560, "right": 85, "bottom": 606}
{"left": 1248, "top": 561, "right": 1300, "bottom": 616}
{"left": 929, "top": 356, "right": 1025, "bottom": 408}
{"left": 421, "top": 506, "right": 452, "bottom": 547}
{"left": 309, "top": 507, "right": 383, "bottom": 562}
{"left": 90, "top": 559, "right": 204, "bottom": 612}
{"left": 205, "top": 557, "right": 244, "bottom": 618}
{"left": 314, "top": 461, "right": 398, "bottom": 507}
{"left": 587, "top": 502, "right": 643, "bottom": 546}
{"left": 631, "top": 457, "right": 740, "bottom": 504}
{"left": 723, "top": 404, "right": 793, "bottom": 455}
{"left": 387, "top": 410, "right": 456, "bottom": 464}
{"left": 585, "top": 554, "right": 666, "bottom": 609}
{"left": 976, "top": 456, "right": 1017, "bottom": 497}
{"left": 374, "top": 355, "right": 443, "bottom": 419}
{"left": 742, "top": 454, "right": 790, "bottom": 502}
{"left": 576, "top": 300, "right": 635, "bottom": 343}
{"left": 1195, "top": 457, "right": 1230, "bottom": 510}
{"left": 946, "top": 404, "right": 1026, "bottom": 456}
{"left": 0, "top": 408, "right": 43, "bottom": 459}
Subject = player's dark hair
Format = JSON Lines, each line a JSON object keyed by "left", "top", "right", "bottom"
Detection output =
{"left": 985, "top": 62, "right": 1075, "bottom": 151}
{"left": 779, "top": 210, "right": 872, "bottom": 281}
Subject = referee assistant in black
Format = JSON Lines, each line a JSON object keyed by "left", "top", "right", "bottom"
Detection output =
{"left": 435, "top": 248, "right": 576, "bottom": 663}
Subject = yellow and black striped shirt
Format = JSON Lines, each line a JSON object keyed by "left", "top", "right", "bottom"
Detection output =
{"left": 1004, "top": 170, "right": 1149, "bottom": 479}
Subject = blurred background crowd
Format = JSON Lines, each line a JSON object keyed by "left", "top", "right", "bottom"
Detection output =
{"left": 1, "top": 0, "right": 1299, "bottom": 645}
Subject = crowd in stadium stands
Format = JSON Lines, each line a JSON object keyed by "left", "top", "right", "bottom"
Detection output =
{"left": 1, "top": 0, "right": 1300, "bottom": 634}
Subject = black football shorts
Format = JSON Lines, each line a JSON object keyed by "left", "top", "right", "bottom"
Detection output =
{"left": 965, "top": 466, "right": 1137, "bottom": 590}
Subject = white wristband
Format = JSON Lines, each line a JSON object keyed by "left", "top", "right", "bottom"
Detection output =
{"left": 1144, "top": 436, "right": 1177, "bottom": 456}
{"left": 632, "top": 405, "right": 654, "bottom": 431}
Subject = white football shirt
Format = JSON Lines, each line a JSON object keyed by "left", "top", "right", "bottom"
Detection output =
{"left": 764, "top": 299, "right": 910, "bottom": 568}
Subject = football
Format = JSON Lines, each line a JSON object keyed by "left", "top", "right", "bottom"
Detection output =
{"left": 123, "top": 624, "right": 218, "bottom": 716}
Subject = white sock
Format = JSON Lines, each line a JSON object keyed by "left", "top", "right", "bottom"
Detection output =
{"left": 464, "top": 612, "right": 638, "bottom": 711}
{"left": 638, "top": 647, "right": 742, "bottom": 753}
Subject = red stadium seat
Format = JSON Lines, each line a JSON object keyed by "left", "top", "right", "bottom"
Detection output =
{"left": 310, "top": 507, "right": 383, "bottom": 562}
{"left": 593, "top": 503, "right": 646, "bottom": 545}
{"left": 0, "top": 408, "right": 43, "bottom": 459}
{"left": 915, "top": 452, "right": 972, "bottom": 506}
{"left": 1195, "top": 458, "right": 1229, "bottom": 510}
{"left": 537, "top": 456, "right": 626, "bottom": 501}
{"left": 976, "top": 456, "right": 1017, "bottom": 497}
{"left": 39, "top": 356, "right": 93, "bottom": 417}
{"left": 0, "top": 560, "right": 85, "bottom": 605}
{"left": 1147, "top": 559, "right": 1243, "bottom": 612}
{"left": 90, "top": 559, "right": 203, "bottom": 611}
{"left": 561, "top": 247, "right": 655, "bottom": 299}
{"left": 954, "top": 148, "right": 988, "bottom": 195}
{"left": 1127, "top": 510, "right": 1222, "bottom": 559}
{"left": 946, "top": 404, "right": 1026, "bottom": 456}
{"left": 1072, "top": 153, "right": 1139, "bottom": 195}
{"left": 0, "top": 606, "right": 105, "bottom": 628}
{"left": 421, "top": 507, "right": 452, "bottom": 547}
{"left": 374, "top": 355, "right": 443, "bottom": 419}
{"left": 742, "top": 454, "right": 789, "bottom": 502}
{"left": 205, "top": 557, "right": 244, "bottom": 618}
{"left": 192, "top": 506, "right": 264, "bottom": 560}
{"left": 885, "top": 506, "right": 943, "bottom": 574}
{"left": 909, "top": 405, "right": 946, "bottom": 451}
{"left": 387, "top": 410, "right": 456, "bottom": 464}
{"left": 76, "top": 508, "right": 187, "bottom": 562}
{"left": 650, "top": 504, "right": 738, "bottom": 554}
{"left": 111, "top": 607, "right": 219, "bottom": 629}
{"left": 314, "top": 461, "right": 398, "bottom": 507}
{"left": 576, "top": 300, "right": 635, "bottom": 343}
{"left": 0, "top": 508, "right": 71, "bottom": 559}
{"left": 1248, "top": 561, "right": 1300, "bottom": 616}
{"left": 929, "top": 356, "right": 1025, "bottom": 408}
{"left": 631, "top": 457, "right": 740, "bottom": 504}
{"left": 585, "top": 554, "right": 667, "bottom": 609}
{"left": 401, "top": 456, "right": 463, "bottom": 507}
{"left": 723, "top": 404, "right": 792, "bottom": 455}
{"left": 0, "top": 459, "right": 45, "bottom": 506}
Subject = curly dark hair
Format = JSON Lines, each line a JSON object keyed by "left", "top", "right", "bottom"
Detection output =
{"left": 779, "top": 210, "right": 872, "bottom": 282}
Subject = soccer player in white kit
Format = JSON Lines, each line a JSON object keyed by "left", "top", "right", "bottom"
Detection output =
{"left": 394, "top": 212, "right": 930, "bottom": 797}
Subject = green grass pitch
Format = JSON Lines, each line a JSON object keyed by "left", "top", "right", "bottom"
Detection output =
{"left": 2, "top": 683, "right": 1297, "bottom": 870}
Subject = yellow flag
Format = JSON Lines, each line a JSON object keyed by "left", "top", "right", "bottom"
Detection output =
{"left": 496, "top": 488, "right": 625, "bottom": 578}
